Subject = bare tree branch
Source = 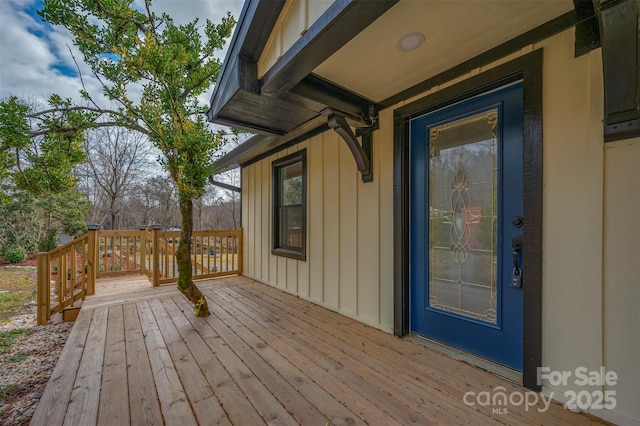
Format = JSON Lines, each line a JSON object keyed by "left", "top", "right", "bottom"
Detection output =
{"left": 29, "top": 121, "right": 149, "bottom": 138}
{"left": 66, "top": 44, "right": 101, "bottom": 110}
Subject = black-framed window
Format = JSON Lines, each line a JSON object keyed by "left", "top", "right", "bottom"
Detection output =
{"left": 272, "top": 150, "right": 306, "bottom": 260}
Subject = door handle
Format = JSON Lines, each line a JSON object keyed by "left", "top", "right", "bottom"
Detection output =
{"left": 511, "top": 235, "right": 523, "bottom": 288}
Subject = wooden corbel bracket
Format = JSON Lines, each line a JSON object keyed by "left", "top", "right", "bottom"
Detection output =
{"left": 325, "top": 111, "right": 375, "bottom": 183}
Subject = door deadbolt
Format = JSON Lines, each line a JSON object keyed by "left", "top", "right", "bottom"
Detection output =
{"left": 512, "top": 216, "right": 524, "bottom": 228}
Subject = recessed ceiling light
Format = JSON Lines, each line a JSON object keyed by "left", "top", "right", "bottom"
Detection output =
{"left": 397, "top": 32, "right": 425, "bottom": 52}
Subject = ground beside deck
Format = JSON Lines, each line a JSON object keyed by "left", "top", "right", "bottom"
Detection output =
{"left": 32, "top": 275, "right": 607, "bottom": 425}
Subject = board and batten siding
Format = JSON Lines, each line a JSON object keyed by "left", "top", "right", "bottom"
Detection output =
{"left": 240, "top": 25, "right": 638, "bottom": 425}
{"left": 241, "top": 126, "right": 395, "bottom": 332}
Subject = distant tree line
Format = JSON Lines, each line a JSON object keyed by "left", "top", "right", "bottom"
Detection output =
{"left": 78, "top": 126, "right": 240, "bottom": 231}
{"left": 0, "top": 121, "right": 240, "bottom": 261}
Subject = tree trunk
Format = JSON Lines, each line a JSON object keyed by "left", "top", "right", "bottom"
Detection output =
{"left": 231, "top": 194, "right": 238, "bottom": 228}
{"left": 176, "top": 195, "right": 210, "bottom": 317}
{"left": 110, "top": 195, "right": 117, "bottom": 230}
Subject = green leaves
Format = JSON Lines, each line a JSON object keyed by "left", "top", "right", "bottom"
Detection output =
{"left": 36, "top": 0, "right": 236, "bottom": 201}
{"left": 0, "top": 99, "right": 76, "bottom": 198}
{"left": 0, "top": 96, "right": 89, "bottom": 197}
{"left": 4, "top": 0, "right": 236, "bottom": 314}
{"left": 0, "top": 97, "right": 30, "bottom": 150}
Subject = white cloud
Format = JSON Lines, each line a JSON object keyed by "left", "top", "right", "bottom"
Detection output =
{"left": 0, "top": 0, "right": 244, "bottom": 106}
{"left": 147, "top": 0, "right": 240, "bottom": 26}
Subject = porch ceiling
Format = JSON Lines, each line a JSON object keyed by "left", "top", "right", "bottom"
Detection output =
{"left": 314, "top": 0, "right": 574, "bottom": 103}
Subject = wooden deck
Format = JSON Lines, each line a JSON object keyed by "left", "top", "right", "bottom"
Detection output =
{"left": 32, "top": 275, "right": 607, "bottom": 425}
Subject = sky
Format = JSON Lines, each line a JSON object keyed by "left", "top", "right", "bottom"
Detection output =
{"left": 0, "top": 0, "right": 244, "bottom": 108}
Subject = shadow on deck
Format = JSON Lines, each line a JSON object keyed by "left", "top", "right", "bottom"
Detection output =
{"left": 32, "top": 275, "right": 607, "bottom": 425}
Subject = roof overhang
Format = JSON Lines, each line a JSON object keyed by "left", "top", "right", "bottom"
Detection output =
{"left": 208, "top": 0, "right": 398, "bottom": 171}
{"left": 210, "top": 0, "right": 640, "bottom": 171}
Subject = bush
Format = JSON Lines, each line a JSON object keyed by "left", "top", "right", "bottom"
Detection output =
{"left": 3, "top": 246, "right": 27, "bottom": 264}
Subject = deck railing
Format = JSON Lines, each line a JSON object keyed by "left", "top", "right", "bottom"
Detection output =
{"left": 36, "top": 234, "right": 93, "bottom": 325}
{"left": 98, "top": 230, "right": 146, "bottom": 276}
{"left": 37, "top": 227, "right": 242, "bottom": 324}
{"left": 152, "top": 229, "right": 243, "bottom": 285}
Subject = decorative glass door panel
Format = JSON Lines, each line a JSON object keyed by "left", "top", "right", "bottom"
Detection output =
{"left": 410, "top": 82, "right": 524, "bottom": 371}
{"left": 428, "top": 109, "right": 498, "bottom": 323}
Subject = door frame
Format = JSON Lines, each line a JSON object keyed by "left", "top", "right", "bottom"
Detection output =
{"left": 392, "top": 49, "right": 543, "bottom": 391}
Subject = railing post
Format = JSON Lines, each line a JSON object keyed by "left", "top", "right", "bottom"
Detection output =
{"left": 238, "top": 227, "right": 243, "bottom": 274}
{"left": 139, "top": 226, "right": 147, "bottom": 275}
{"left": 59, "top": 250, "right": 66, "bottom": 306}
{"left": 36, "top": 253, "right": 50, "bottom": 325}
{"left": 87, "top": 224, "right": 100, "bottom": 296}
{"left": 152, "top": 223, "right": 161, "bottom": 286}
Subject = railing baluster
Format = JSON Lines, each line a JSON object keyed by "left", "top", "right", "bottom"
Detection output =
{"left": 109, "top": 235, "right": 114, "bottom": 272}
{"left": 70, "top": 244, "right": 76, "bottom": 301}
{"left": 119, "top": 235, "right": 123, "bottom": 271}
{"left": 133, "top": 235, "right": 138, "bottom": 272}
{"left": 172, "top": 236, "right": 176, "bottom": 278}
{"left": 59, "top": 251, "right": 65, "bottom": 308}
{"left": 163, "top": 234, "right": 168, "bottom": 280}
{"left": 224, "top": 235, "right": 229, "bottom": 271}
{"left": 199, "top": 234, "right": 202, "bottom": 273}
{"left": 37, "top": 228, "right": 243, "bottom": 321}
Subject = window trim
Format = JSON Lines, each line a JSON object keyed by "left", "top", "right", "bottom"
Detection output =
{"left": 272, "top": 150, "right": 307, "bottom": 260}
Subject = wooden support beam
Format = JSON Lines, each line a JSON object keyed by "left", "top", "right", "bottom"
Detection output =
{"left": 574, "top": 0, "right": 600, "bottom": 57}
{"left": 208, "top": 177, "right": 241, "bottom": 193}
{"left": 290, "top": 73, "right": 380, "bottom": 123}
{"left": 594, "top": 0, "right": 640, "bottom": 141}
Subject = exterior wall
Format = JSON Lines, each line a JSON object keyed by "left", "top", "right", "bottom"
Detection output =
{"left": 602, "top": 139, "right": 640, "bottom": 425}
{"left": 241, "top": 125, "right": 395, "bottom": 332}
{"left": 257, "top": 0, "right": 331, "bottom": 78}
{"left": 242, "top": 26, "right": 639, "bottom": 424}
{"left": 538, "top": 29, "right": 606, "bottom": 416}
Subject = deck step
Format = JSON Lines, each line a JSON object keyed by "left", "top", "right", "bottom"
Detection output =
{"left": 62, "top": 306, "right": 81, "bottom": 322}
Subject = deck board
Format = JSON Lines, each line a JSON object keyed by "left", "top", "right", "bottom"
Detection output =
{"left": 162, "top": 296, "right": 261, "bottom": 425}
{"left": 221, "top": 285, "right": 437, "bottom": 425}
{"left": 232, "top": 284, "right": 497, "bottom": 425}
{"left": 137, "top": 300, "right": 197, "bottom": 425}
{"left": 148, "top": 298, "right": 223, "bottom": 424}
{"left": 64, "top": 306, "right": 108, "bottom": 425}
{"left": 173, "top": 295, "right": 299, "bottom": 425}
{"left": 33, "top": 275, "right": 610, "bottom": 425}
{"left": 211, "top": 288, "right": 401, "bottom": 425}
{"left": 30, "top": 307, "right": 93, "bottom": 425}
{"left": 206, "top": 293, "right": 362, "bottom": 426}
{"left": 204, "top": 300, "right": 333, "bottom": 424}
{"left": 122, "top": 302, "right": 163, "bottom": 425}
{"left": 98, "top": 304, "right": 129, "bottom": 426}
{"left": 238, "top": 286, "right": 584, "bottom": 424}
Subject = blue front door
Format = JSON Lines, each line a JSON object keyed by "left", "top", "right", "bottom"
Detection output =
{"left": 410, "top": 83, "right": 524, "bottom": 371}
